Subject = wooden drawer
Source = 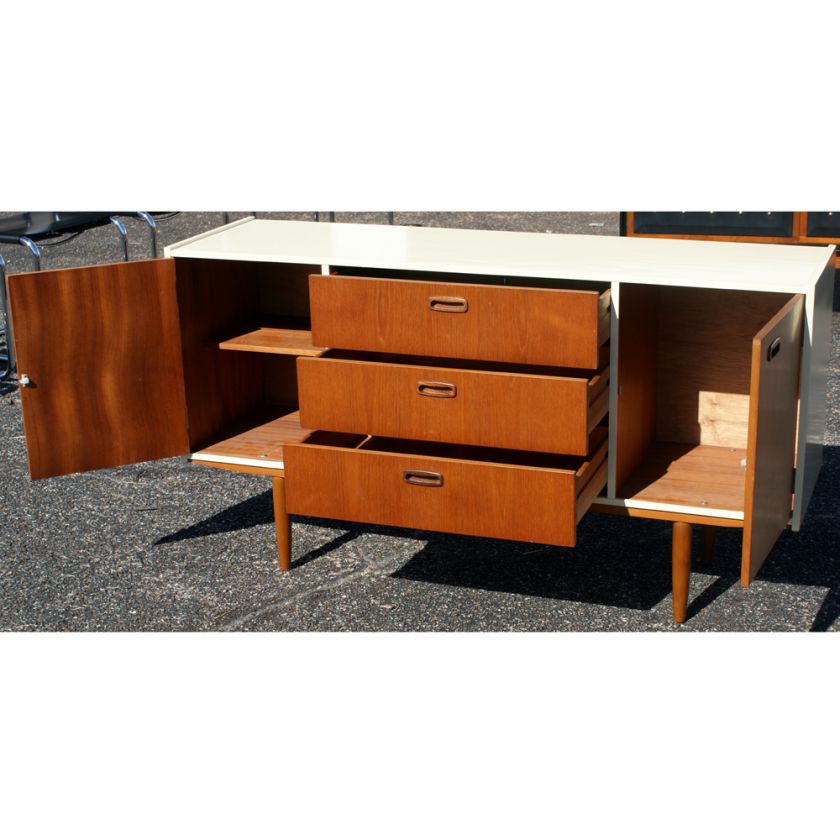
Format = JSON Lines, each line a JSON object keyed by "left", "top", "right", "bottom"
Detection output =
{"left": 297, "top": 353, "right": 609, "bottom": 456}
{"left": 284, "top": 431, "right": 608, "bottom": 547}
{"left": 309, "top": 274, "right": 610, "bottom": 369}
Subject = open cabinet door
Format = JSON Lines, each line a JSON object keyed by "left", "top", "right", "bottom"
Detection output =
{"left": 8, "top": 259, "right": 190, "bottom": 479}
{"left": 742, "top": 294, "right": 804, "bottom": 585}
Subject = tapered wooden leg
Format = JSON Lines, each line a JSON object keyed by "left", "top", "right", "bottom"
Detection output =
{"left": 672, "top": 522, "right": 692, "bottom": 624}
{"left": 272, "top": 476, "right": 292, "bottom": 572}
{"left": 700, "top": 524, "right": 716, "bottom": 564}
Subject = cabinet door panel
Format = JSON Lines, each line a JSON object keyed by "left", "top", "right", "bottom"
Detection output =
{"left": 8, "top": 259, "right": 189, "bottom": 479}
{"left": 742, "top": 295, "right": 804, "bottom": 584}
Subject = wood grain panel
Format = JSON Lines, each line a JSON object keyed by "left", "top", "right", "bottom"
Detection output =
{"left": 742, "top": 295, "right": 804, "bottom": 585}
{"left": 173, "top": 258, "right": 265, "bottom": 449}
{"left": 310, "top": 274, "right": 608, "bottom": 369}
{"left": 656, "top": 288, "right": 789, "bottom": 447}
{"left": 217, "top": 324, "right": 325, "bottom": 357}
{"left": 614, "top": 284, "right": 659, "bottom": 491}
{"left": 8, "top": 259, "right": 189, "bottom": 479}
{"left": 619, "top": 442, "right": 747, "bottom": 512}
{"left": 262, "top": 355, "right": 301, "bottom": 407}
{"left": 575, "top": 460, "right": 608, "bottom": 524}
{"left": 258, "top": 262, "right": 320, "bottom": 320}
{"left": 284, "top": 436, "right": 607, "bottom": 546}
{"left": 297, "top": 355, "right": 606, "bottom": 455}
{"left": 191, "top": 409, "right": 309, "bottom": 464}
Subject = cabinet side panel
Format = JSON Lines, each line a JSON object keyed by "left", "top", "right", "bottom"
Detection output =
{"left": 174, "top": 258, "right": 264, "bottom": 449}
{"left": 742, "top": 295, "right": 804, "bottom": 584}
{"left": 614, "top": 284, "right": 659, "bottom": 492}
{"left": 8, "top": 260, "right": 190, "bottom": 479}
{"left": 792, "top": 259, "right": 835, "bottom": 530}
{"left": 656, "top": 288, "right": 789, "bottom": 447}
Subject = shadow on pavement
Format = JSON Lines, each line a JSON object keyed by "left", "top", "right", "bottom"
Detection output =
{"left": 153, "top": 448, "right": 840, "bottom": 629}
{"left": 155, "top": 490, "right": 275, "bottom": 543}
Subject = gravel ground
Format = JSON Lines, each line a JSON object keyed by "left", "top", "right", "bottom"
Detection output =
{"left": 1, "top": 211, "right": 838, "bottom": 631}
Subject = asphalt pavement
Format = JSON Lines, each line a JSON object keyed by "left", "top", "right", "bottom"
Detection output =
{"left": 1, "top": 211, "right": 838, "bottom": 631}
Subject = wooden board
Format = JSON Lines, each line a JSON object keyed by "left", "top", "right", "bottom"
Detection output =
{"left": 309, "top": 274, "right": 608, "bottom": 369}
{"left": 8, "top": 259, "right": 190, "bottom": 479}
{"left": 257, "top": 262, "right": 320, "bottom": 320}
{"left": 614, "top": 284, "right": 659, "bottom": 491}
{"left": 173, "top": 258, "right": 265, "bottom": 450}
{"left": 297, "top": 355, "right": 606, "bottom": 456}
{"left": 190, "top": 409, "right": 310, "bottom": 470}
{"left": 217, "top": 325, "right": 326, "bottom": 357}
{"left": 742, "top": 295, "right": 804, "bottom": 585}
{"left": 619, "top": 442, "right": 748, "bottom": 513}
{"left": 656, "top": 287, "right": 789, "bottom": 448}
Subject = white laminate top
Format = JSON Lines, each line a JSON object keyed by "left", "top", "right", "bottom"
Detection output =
{"left": 165, "top": 219, "right": 835, "bottom": 293}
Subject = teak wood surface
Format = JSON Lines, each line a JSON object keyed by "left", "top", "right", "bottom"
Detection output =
{"left": 297, "top": 354, "right": 608, "bottom": 456}
{"left": 272, "top": 477, "right": 292, "bottom": 571}
{"left": 173, "top": 258, "right": 266, "bottom": 450}
{"left": 309, "top": 274, "right": 608, "bottom": 370}
{"left": 8, "top": 260, "right": 190, "bottom": 479}
{"left": 284, "top": 435, "right": 607, "bottom": 547}
{"left": 742, "top": 295, "right": 804, "bottom": 585}
{"left": 620, "top": 442, "right": 747, "bottom": 512}
{"left": 614, "top": 283, "right": 659, "bottom": 492}
{"left": 671, "top": 522, "right": 692, "bottom": 623}
{"left": 217, "top": 325, "right": 326, "bottom": 357}
{"left": 656, "top": 288, "right": 789, "bottom": 448}
{"left": 191, "top": 409, "right": 309, "bottom": 465}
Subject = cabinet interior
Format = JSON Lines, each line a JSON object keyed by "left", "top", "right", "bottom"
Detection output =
{"left": 174, "top": 258, "right": 320, "bottom": 459}
{"left": 615, "top": 284, "right": 795, "bottom": 512}
{"left": 174, "top": 258, "right": 801, "bottom": 501}
{"left": 329, "top": 265, "right": 611, "bottom": 294}
{"left": 179, "top": 259, "right": 613, "bottom": 467}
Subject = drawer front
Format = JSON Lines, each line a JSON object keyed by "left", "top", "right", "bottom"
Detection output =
{"left": 284, "top": 439, "right": 608, "bottom": 547}
{"left": 309, "top": 274, "right": 609, "bottom": 369}
{"left": 297, "top": 356, "right": 608, "bottom": 456}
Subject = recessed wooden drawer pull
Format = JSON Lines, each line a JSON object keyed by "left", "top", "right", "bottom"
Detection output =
{"left": 767, "top": 337, "right": 782, "bottom": 362}
{"left": 417, "top": 380, "right": 457, "bottom": 398}
{"left": 403, "top": 469, "right": 444, "bottom": 487}
{"left": 428, "top": 295, "right": 468, "bottom": 313}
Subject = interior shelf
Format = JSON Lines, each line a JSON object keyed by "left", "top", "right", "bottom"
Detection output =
{"left": 216, "top": 324, "right": 326, "bottom": 357}
{"left": 191, "top": 408, "right": 311, "bottom": 469}
{"left": 619, "top": 442, "right": 747, "bottom": 513}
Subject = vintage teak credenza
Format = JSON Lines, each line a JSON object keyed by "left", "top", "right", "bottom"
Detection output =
{"left": 6, "top": 219, "right": 836, "bottom": 623}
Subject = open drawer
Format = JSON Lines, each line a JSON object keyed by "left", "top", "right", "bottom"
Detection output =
{"left": 297, "top": 352, "right": 609, "bottom": 456}
{"left": 309, "top": 273, "right": 611, "bottom": 369}
{"left": 284, "top": 429, "right": 608, "bottom": 547}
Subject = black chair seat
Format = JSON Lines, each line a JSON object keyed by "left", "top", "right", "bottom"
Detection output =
{"left": 0, "top": 212, "right": 119, "bottom": 242}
